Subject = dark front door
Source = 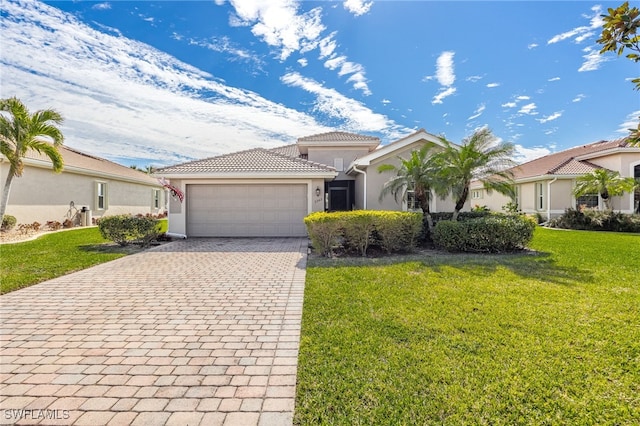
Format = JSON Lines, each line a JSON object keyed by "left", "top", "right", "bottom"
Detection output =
{"left": 329, "top": 188, "right": 348, "bottom": 211}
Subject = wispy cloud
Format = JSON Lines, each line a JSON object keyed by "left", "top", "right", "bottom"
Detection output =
{"left": 548, "top": 77, "right": 560, "bottom": 82}
{"left": 513, "top": 145, "right": 551, "bottom": 163}
{"left": 536, "top": 111, "right": 563, "bottom": 124}
{"left": 617, "top": 110, "right": 640, "bottom": 136}
{"left": 486, "top": 82, "right": 500, "bottom": 88}
{"left": 343, "top": 0, "right": 373, "bottom": 16}
{"left": 572, "top": 94, "right": 586, "bottom": 102}
{"left": 280, "top": 72, "right": 408, "bottom": 138}
{"left": 468, "top": 104, "right": 485, "bottom": 120}
{"left": 527, "top": 43, "right": 538, "bottom": 50}
{"left": 1, "top": 0, "right": 335, "bottom": 166}
{"left": 431, "top": 51, "right": 456, "bottom": 105}
{"left": 92, "top": 2, "right": 111, "bottom": 11}
{"left": 518, "top": 103, "right": 538, "bottom": 115}
{"left": 578, "top": 46, "right": 608, "bottom": 72}
{"left": 186, "top": 35, "right": 265, "bottom": 71}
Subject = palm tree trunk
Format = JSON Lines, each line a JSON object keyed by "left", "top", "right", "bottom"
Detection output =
{"left": 0, "top": 172, "right": 15, "bottom": 222}
{"left": 452, "top": 186, "right": 469, "bottom": 221}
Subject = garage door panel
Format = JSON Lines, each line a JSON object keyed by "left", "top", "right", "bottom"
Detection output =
{"left": 187, "top": 184, "right": 308, "bottom": 237}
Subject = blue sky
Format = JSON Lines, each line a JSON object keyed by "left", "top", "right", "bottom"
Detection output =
{"left": 1, "top": 0, "right": 638, "bottom": 167}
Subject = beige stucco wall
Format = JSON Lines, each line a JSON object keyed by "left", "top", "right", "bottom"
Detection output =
{"left": 307, "top": 147, "right": 370, "bottom": 180}
{"left": 1, "top": 163, "right": 164, "bottom": 225}
{"left": 468, "top": 187, "right": 511, "bottom": 212}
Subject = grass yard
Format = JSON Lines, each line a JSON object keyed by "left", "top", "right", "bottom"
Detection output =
{"left": 0, "top": 221, "right": 167, "bottom": 294}
{"left": 295, "top": 228, "right": 640, "bottom": 425}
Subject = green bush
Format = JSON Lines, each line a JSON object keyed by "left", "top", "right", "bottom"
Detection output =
{"left": 432, "top": 215, "right": 537, "bottom": 253}
{"left": 1, "top": 215, "right": 17, "bottom": 231}
{"left": 549, "top": 208, "right": 640, "bottom": 232}
{"left": 98, "top": 215, "right": 161, "bottom": 247}
{"left": 304, "top": 211, "right": 423, "bottom": 257}
{"left": 304, "top": 212, "right": 344, "bottom": 257}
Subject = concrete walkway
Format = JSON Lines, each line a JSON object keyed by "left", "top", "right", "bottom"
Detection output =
{"left": 0, "top": 238, "right": 308, "bottom": 426}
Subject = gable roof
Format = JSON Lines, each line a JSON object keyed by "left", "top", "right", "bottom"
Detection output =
{"left": 156, "top": 148, "right": 337, "bottom": 178}
{"left": 349, "top": 128, "right": 449, "bottom": 168}
{"left": 511, "top": 138, "right": 633, "bottom": 179}
{"left": 18, "top": 145, "right": 159, "bottom": 185}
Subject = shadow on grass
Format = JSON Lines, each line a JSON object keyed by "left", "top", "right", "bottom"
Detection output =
{"left": 77, "top": 243, "right": 145, "bottom": 255}
{"left": 308, "top": 249, "right": 593, "bottom": 286}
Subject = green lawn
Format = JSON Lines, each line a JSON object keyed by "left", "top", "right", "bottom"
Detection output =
{"left": 0, "top": 221, "right": 167, "bottom": 294}
{"left": 295, "top": 228, "right": 640, "bottom": 424}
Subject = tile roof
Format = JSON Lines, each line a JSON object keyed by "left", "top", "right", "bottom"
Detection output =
{"left": 511, "top": 138, "right": 631, "bottom": 179}
{"left": 23, "top": 145, "right": 159, "bottom": 184}
{"left": 268, "top": 144, "right": 301, "bottom": 158}
{"left": 297, "top": 131, "right": 380, "bottom": 143}
{"left": 157, "top": 148, "right": 336, "bottom": 175}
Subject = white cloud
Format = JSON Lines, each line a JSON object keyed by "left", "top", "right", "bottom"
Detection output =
{"left": 324, "top": 55, "right": 346, "bottom": 70}
{"left": 486, "top": 83, "right": 500, "bottom": 88}
{"left": 92, "top": 2, "right": 111, "bottom": 11}
{"left": 578, "top": 46, "right": 608, "bottom": 72}
{"left": 548, "top": 77, "right": 560, "bottom": 82}
{"left": 617, "top": 110, "right": 640, "bottom": 136}
{"left": 466, "top": 75, "right": 482, "bottom": 83}
{"left": 343, "top": 0, "right": 373, "bottom": 16}
{"left": 518, "top": 103, "right": 538, "bottom": 115}
{"left": 516, "top": 95, "right": 530, "bottom": 101}
{"left": 513, "top": 145, "right": 551, "bottom": 163}
{"left": 432, "top": 87, "right": 457, "bottom": 105}
{"left": 502, "top": 102, "right": 517, "bottom": 108}
{"left": 536, "top": 111, "right": 563, "bottom": 124}
{"left": 1, "top": 0, "right": 335, "bottom": 166}
{"left": 547, "top": 5, "right": 603, "bottom": 45}
{"left": 435, "top": 51, "right": 455, "bottom": 86}
{"left": 527, "top": 43, "right": 538, "bottom": 49}
{"left": 297, "top": 58, "right": 308, "bottom": 67}
{"left": 572, "top": 94, "right": 586, "bottom": 102}
{"left": 468, "top": 104, "right": 486, "bottom": 120}
{"left": 318, "top": 33, "right": 338, "bottom": 58}
{"left": 381, "top": 99, "right": 391, "bottom": 105}
{"left": 281, "top": 72, "right": 408, "bottom": 138}
{"left": 186, "top": 35, "right": 265, "bottom": 70}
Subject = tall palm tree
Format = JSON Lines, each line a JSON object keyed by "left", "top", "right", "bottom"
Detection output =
{"left": 378, "top": 143, "right": 443, "bottom": 232}
{"left": 437, "top": 128, "right": 516, "bottom": 221}
{"left": 0, "top": 97, "right": 64, "bottom": 221}
{"left": 573, "top": 168, "right": 636, "bottom": 210}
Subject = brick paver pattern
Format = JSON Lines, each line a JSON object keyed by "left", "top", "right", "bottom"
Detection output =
{"left": 0, "top": 238, "right": 307, "bottom": 426}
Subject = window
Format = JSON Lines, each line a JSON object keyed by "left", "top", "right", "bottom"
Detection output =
{"left": 95, "top": 181, "right": 108, "bottom": 211}
{"left": 576, "top": 194, "right": 598, "bottom": 210}
{"left": 407, "top": 190, "right": 420, "bottom": 211}
{"left": 334, "top": 158, "right": 344, "bottom": 172}
{"left": 471, "top": 190, "right": 483, "bottom": 200}
{"left": 152, "top": 189, "right": 161, "bottom": 209}
{"left": 537, "top": 183, "right": 544, "bottom": 210}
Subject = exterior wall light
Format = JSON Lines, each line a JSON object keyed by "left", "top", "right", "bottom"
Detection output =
{"left": 315, "top": 186, "right": 321, "bottom": 197}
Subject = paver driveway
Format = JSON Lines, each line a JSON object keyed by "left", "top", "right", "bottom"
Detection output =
{"left": 0, "top": 238, "right": 308, "bottom": 426}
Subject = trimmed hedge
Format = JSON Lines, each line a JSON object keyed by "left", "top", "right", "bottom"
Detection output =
{"left": 98, "top": 215, "right": 162, "bottom": 247}
{"left": 432, "top": 215, "right": 537, "bottom": 253}
{"left": 304, "top": 211, "right": 422, "bottom": 257}
{"left": 549, "top": 208, "right": 640, "bottom": 233}
{"left": 1, "top": 215, "right": 17, "bottom": 231}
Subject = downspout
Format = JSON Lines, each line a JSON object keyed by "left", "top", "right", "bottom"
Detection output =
{"left": 546, "top": 177, "right": 558, "bottom": 222}
{"left": 351, "top": 165, "right": 367, "bottom": 210}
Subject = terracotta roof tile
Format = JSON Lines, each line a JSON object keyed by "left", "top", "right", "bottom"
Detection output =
{"left": 268, "top": 144, "right": 301, "bottom": 158}
{"left": 512, "top": 138, "right": 630, "bottom": 179}
{"left": 157, "top": 148, "right": 336, "bottom": 174}
{"left": 297, "top": 131, "right": 380, "bottom": 143}
{"left": 24, "top": 145, "right": 158, "bottom": 184}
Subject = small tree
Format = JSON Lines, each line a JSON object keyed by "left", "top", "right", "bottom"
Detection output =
{"left": 597, "top": 1, "right": 640, "bottom": 144}
{"left": 0, "top": 97, "right": 64, "bottom": 221}
{"left": 436, "top": 128, "right": 516, "bottom": 221}
{"left": 378, "top": 143, "right": 442, "bottom": 233}
{"left": 573, "top": 168, "right": 636, "bottom": 210}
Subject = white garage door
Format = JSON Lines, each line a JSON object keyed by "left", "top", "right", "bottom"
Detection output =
{"left": 186, "top": 184, "right": 308, "bottom": 237}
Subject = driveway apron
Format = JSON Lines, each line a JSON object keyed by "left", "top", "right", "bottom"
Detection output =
{"left": 0, "top": 238, "right": 308, "bottom": 426}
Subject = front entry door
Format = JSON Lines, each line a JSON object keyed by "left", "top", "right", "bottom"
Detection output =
{"left": 329, "top": 187, "right": 348, "bottom": 211}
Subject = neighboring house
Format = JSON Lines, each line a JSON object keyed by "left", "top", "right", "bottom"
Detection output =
{"left": 469, "top": 138, "right": 640, "bottom": 220}
{"left": 156, "top": 129, "right": 459, "bottom": 237}
{"left": 0, "top": 145, "right": 166, "bottom": 225}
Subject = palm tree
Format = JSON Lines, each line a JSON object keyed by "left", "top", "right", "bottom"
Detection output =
{"left": 0, "top": 97, "right": 64, "bottom": 221}
{"left": 436, "top": 128, "right": 516, "bottom": 221}
{"left": 573, "top": 168, "right": 636, "bottom": 210}
{"left": 378, "top": 143, "right": 443, "bottom": 232}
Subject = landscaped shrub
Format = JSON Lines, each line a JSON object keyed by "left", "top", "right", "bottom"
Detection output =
{"left": 304, "top": 212, "right": 344, "bottom": 257}
{"left": 432, "top": 215, "right": 536, "bottom": 253}
{"left": 304, "top": 210, "right": 423, "bottom": 257}
{"left": 549, "top": 208, "right": 640, "bottom": 233}
{"left": 98, "top": 215, "right": 162, "bottom": 247}
{"left": 375, "top": 211, "right": 422, "bottom": 254}
{"left": 1, "top": 215, "right": 17, "bottom": 231}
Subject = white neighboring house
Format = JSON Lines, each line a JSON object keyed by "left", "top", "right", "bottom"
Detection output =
{"left": 469, "top": 138, "right": 640, "bottom": 220}
{"left": 0, "top": 145, "right": 166, "bottom": 225}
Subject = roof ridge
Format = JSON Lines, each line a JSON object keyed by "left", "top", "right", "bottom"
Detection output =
{"left": 157, "top": 147, "right": 268, "bottom": 171}
{"left": 297, "top": 130, "right": 380, "bottom": 141}
{"left": 266, "top": 149, "right": 336, "bottom": 171}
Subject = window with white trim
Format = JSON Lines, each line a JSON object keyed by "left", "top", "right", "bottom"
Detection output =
{"left": 537, "top": 182, "right": 544, "bottom": 210}
{"left": 152, "top": 189, "right": 161, "bottom": 209}
{"left": 471, "top": 190, "right": 483, "bottom": 200}
{"left": 576, "top": 194, "right": 598, "bottom": 210}
{"left": 407, "top": 190, "right": 420, "bottom": 211}
{"left": 95, "top": 181, "right": 108, "bottom": 211}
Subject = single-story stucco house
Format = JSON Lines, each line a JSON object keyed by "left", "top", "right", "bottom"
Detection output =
{"left": 0, "top": 145, "right": 166, "bottom": 225}
{"left": 156, "top": 129, "right": 460, "bottom": 238}
{"left": 469, "top": 138, "right": 640, "bottom": 220}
